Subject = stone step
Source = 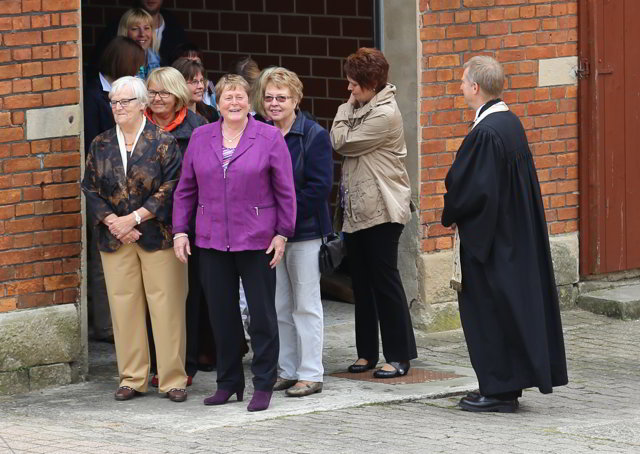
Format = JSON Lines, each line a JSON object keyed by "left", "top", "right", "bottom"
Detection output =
{"left": 576, "top": 284, "right": 640, "bottom": 320}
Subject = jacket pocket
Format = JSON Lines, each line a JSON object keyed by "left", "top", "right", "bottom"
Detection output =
{"left": 195, "top": 202, "right": 210, "bottom": 238}
{"left": 350, "top": 178, "right": 383, "bottom": 222}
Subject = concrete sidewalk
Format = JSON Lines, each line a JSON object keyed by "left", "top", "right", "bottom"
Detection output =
{"left": 1, "top": 300, "right": 639, "bottom": 453}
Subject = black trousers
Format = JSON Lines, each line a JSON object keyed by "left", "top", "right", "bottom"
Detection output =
{"left": 199, "top": 248, "right": 278, "bottom": 392}
{"left": 185, "top": 246, "right": 215, "bottom": 377}
{"left": 345, "top": 222, "right": 417, "bottom": 363}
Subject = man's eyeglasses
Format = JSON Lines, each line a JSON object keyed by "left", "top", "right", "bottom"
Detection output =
{"left": 148, "top": 90, "right": 172, "bottom": 99}
{"left": 188, "top": 79, "right": 205, "bottom": 87}
{"left": 110, "top": 97, "right": 137, "bottom": 108}
{"left": 264, "top": 95, "right": 293, "bottom": 103}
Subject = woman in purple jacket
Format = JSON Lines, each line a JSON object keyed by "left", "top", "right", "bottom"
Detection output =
{"left": 172, "top": 74, "right": 296, "bottom": 412}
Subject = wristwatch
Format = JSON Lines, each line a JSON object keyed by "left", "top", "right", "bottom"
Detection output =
{"left": 133, "top": 210, "right": 141, "bottom": 225}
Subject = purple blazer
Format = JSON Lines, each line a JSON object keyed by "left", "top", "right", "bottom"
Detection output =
{"left": 172, "top": 115, "right": 296, "bottom": 251}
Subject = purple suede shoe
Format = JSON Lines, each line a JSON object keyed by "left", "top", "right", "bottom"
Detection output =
{"left": 247, "top": 390, "right": 272, "bottom": 412}
{"left": 203, "top": 387, "right": 244, "bottom": 406}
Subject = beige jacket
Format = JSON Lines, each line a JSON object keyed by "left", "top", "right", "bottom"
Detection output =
{"left": 331, "top": 84, "right": 412, "bottom": 233}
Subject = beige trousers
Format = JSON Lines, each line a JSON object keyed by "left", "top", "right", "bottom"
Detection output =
{"left": 101, "top": 244, "right": 187, "bottom": 392}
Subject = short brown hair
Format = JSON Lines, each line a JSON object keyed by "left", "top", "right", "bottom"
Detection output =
{"left": 99, "top": 36, "right": 146, "bottom": 80}
{"left": 344, "top": 47, "right": 389, "bottom": 92}
{"left": 172, "top": 57, "right": 205, "bottom": 83}
{"left": 215, "top": 73, "right": 251, "bottom": 100}
{"left": 463, "top": 56, "right": 504, "bottom": 98}
{"left": 229, "top": 57, "right": 261, "bottom": 87}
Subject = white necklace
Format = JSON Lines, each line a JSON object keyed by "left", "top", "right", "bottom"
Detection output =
{"left": 222, "top": 122, "right": 247, "bottom": 143}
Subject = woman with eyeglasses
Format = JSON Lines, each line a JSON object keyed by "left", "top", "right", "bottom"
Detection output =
{"left": 172, "top": 57, "right": 219, "bottom": 123}
{"left": 254, "top": 67, "right": 333, "bottom": 397}
{"left": 144, "top": 67, "right": 207, "bottom": 388}
{"left": 81, "top": 76, "right": 188, "bottom": 403}
{"left": 84, "top": 36, "right": 146, "bottom": 345}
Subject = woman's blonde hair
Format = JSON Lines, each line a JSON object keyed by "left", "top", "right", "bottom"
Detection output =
{"left": 214, "top": 74, "right": 251, "bottom": 100}
{"left": 253, "top": 66, "right": 303, "bottom": 118}
{"left": 146, "top": 67, "right": 191, "bottom": 111}
{"left": 117, "top": 8, "right": 159, "bottom": 54}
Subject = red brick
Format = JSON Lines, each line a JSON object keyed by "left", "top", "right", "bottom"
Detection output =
{"left": 21, "top": 61, "right": 43, "bottom": 77}
{"left": 479, "top": 22, "right": 509, "bottom": 35}
{"left": 43, "top": 273, "right": 79, "bottom": 291}
{"left": 42, "top": 27, "right": 78, "bottom": 43}
{"left": 428, "top": 54, "right": 460, "bottom": 68}
{"left": 60, "top": 12, "right": 79, "bottom": 26}
{"left": 3, "top": 157, "right": 40, "bottom": 172}
{"left": 446, "top": 24, "right": 476, "bottom": 38}
{"left": 428, "top": 0, "right": 461, "bottom": 10}
{"left": 11, "top": 173, "right": 31, "bottom": 186}
{"left": 23, "top": 0, "right": 42, "bottom": 12}
{"left": 3, "top": 94, "right": 42, "bottom": 109}
{"left": 3, "top": 31, "right": 42, "bottom": 46}
{"left": 42, "top": 88, "right": 79, "bottom": 106}
{"left": 15, "top": 203, "right": 34, "bottom": 217}
{"left": 17, "top": 292, "right": 53, "bottom": 309}
{"left": 11, "top": 111, "right": 24, "bottom": 125}
{"left": 32, "top": 45, "right": 53, "bottom": 59}
{"left": 0, "top": 297, "right": 18, "bottom": 312}
{"left": 42, "top": 59, "right": 78, "bottom": 75}
{"left": 42, "top": 0, "right": 79, "bottom": 11}
{"left": 12, "top": 79, "right": 32, "bottom": 93}
{"left": 42, "top": 183, "right": 79, "bottom": 199}
{"left": 0, "top": 205, "right": 14, "bottom": 219}
{"left": 43, "top": 213, "right": 80, "bottom": 229}
{"left": 0, "top": 127, "right": 22, "bottom": 144}
{"left": 5, "top": 217, "right": 44, "bottom": 234}
{"left": 0, "top": 64, "right": 22, "bottom": 80}
{"left": 42, "top": 243, "right": 81, "bottom": 259}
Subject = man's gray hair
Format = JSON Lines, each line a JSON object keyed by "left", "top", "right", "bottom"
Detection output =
{"left": 110, "top": 76, "right": 149, "bottom": 107}
{"left": 464, "top": 56, "right": 504, "bottom": 98}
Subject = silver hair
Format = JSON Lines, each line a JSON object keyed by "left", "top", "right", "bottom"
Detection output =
{"left": 463, "top": 56, "right": 504, "bottom": 98}
{"left": 110, "top": 76, "right": 149, "bottom": 107}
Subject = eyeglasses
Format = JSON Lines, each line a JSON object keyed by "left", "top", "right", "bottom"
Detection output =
{"left": 264, "top": 95, "right": 293, "bottom": 103}
{"left": 188, "top": 79, "right": 205, "bottom": 87}
{"left": 148, "top": 90, "right": 172, "bottom": 99}
{"left": 110, "top": 97, "right": 137, "bottom": 108}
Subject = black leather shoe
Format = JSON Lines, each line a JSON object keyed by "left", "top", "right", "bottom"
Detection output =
{"left": 347, "top": 358, "right": 378, "bottom": 373}
{"left": 459, "top": 394, "right": 518, "bottom": 413}
{"left": 373, "top": 361, "right": 410, "bottom": 379}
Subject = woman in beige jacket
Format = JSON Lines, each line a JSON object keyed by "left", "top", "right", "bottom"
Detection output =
{"left": 331, "top": 48, "right": 417, "bottom": 378}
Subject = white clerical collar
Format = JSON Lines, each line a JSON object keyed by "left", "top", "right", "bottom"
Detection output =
{"left": 474, "top": 101, "right": 490, "bottom": 122}
{"left": 99, "top": 72, "right": 111, "bottom": 92}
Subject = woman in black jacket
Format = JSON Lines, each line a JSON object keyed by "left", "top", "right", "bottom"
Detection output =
{"left": 255, "top": 67, "right": 334, "bottom": 397}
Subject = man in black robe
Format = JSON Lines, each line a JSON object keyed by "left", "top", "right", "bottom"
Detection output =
{"left": 442, "top": 56, "right": 568, "bottom": 413}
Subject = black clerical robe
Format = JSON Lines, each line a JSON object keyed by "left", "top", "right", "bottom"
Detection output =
{"left": 442, "top": 102, "right": 568, "bottom": 396}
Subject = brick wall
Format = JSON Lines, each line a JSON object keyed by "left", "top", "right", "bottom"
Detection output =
{"left": 81, "top": 0, "right": 375, "bottom": 129}
{"left": 0, "top": 0, "right": 82, "bottom": 313}
{"left": 419, "top": 0, "right": 578, "bottom": 253}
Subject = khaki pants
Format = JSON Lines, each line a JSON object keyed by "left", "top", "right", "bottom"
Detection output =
{"left": 101, "top": 245, "right": 187, "bottom": 392}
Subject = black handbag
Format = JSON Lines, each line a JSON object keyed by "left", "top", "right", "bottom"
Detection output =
{"left": 319, "top": 233, "right": 345, "bottom": 275}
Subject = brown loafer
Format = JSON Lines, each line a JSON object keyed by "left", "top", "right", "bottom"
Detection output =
{"left": 114, "top": 386, "right": 139, "bottom": 401}
{"left": 285, "top": 381, "right": 323, "bottom": 397}
{"left": 166, "top": 388, "right": 187, "bottom": 402}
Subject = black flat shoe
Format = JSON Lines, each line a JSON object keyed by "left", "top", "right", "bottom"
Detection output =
{"left": 458, "top": 394, "right": 518, "bottom": 413}
{"left": 373, "top": 361, "right": 410, "bottom": 379}
{"left": 347, "top": 358, "right": 378, "bottom": 373}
